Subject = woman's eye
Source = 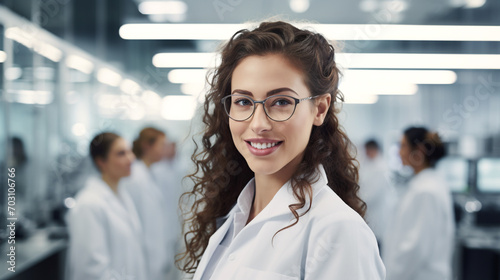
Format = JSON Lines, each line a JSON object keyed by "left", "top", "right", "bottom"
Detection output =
{"left": 234, "top": 98, "right": 252, "bottom": 106}
{"left": 273, "top": 98, "right": 292, "bottom": 106}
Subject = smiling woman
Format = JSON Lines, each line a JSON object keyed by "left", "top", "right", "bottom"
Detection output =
{"left": 177, "top": 21, "right": 385, "bottom": 280}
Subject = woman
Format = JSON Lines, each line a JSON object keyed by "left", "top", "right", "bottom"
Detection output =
{"left": 177, "top": 21, "right": 385, "bottom": 279}
{"left": 120, "top": 127, "right": 171, "bottom": 280}
{"left": 67, "top": 132, "right": 147, "bottom": 280}
{"left": 384, "top": 127, "right": 455, "bottom": 280}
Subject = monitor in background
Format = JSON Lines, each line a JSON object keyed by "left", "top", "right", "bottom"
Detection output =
{"left": 477, "top": 158, "right": 500, "bottom": 193}
{"left": 436, "top": 157, "right": 469, "bottom": 193}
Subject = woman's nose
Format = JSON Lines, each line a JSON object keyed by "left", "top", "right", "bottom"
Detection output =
{"left": 249, "top": 103, "right": 272, "bottom": 134}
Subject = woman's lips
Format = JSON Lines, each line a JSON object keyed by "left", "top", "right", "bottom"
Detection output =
{"left": 245, "top": 140, "right": 283, "bottom": 156}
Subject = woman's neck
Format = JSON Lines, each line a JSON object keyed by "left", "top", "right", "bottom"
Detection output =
{"left": 101, "top": 173, "right": 120, "bottom": 194}
{"left": 413, "top": 164, "right": 429, "bottom": 175}
{"left": 142, "top": 157, "right": 154, "bottom": 168}
{"left": 247, "top": 155, "right": 303, "bottom": 224}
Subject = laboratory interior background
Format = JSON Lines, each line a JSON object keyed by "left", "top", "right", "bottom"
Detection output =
{"left": 0, "top": 0, "right": 499, "bottom": 279}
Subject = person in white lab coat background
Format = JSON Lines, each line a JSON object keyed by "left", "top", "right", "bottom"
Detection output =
{"left": 176, "top": 21, "right": 385, "bottom": 280}
{"left": 66, "top": 132, "right": 147, "bottom": 280}
{"left": 358, "top": 139, "right": 395, "bottom": 252}
{"left": 384, "top": 127, "right": 455, "bottom": 280}
{"left": 121, "top": 127, "right": 171, "bottom": 280}
{"left": 150, "top": 138, "right": 185, "bottom": 280}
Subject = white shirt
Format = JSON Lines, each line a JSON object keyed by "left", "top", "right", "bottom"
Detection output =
{"left": 384, "top": 168, "right": 455, "bottom": 280}
{"left": 120, "top": 160, "right": 170, "bottom": 280}
{"left": 66, "top": 176, "right": 147, "bottom": 280}
{"left": 194, "top": 164, "right": 386, "bottom": 280}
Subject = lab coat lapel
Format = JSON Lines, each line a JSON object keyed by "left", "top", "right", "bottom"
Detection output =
{"left": 92, "top": 177, "right": 142, "bottom": 235}
{"left": 194, "top": 207, "right": 237, "bottom": 280}
{"left": 247, "top": 164, "right": 328, "bottom": 226}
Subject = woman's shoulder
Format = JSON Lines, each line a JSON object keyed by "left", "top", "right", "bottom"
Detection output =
{"left": 308, "top": 184, "right": 368, "bottom": 227}
{"left": 409, "top": 168, "right": 448, "bottom": 195}
{"left": 74, "top": 177, "right": 109, "bottom": 209}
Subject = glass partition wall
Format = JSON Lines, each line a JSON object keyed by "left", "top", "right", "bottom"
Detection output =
{"left": 0, "top": 7, "right": 158, "bottom": 236}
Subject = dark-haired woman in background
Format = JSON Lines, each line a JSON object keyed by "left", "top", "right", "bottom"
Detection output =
{"left": 66, "top": 132, "right": 147, "bottom": 280}
{"left": 120, "top": 127, "right": 170, "bottom": 280}
{"left": 177, "top": 21, "right": 385, "bottom": 279}
{"left": 384, "top": 127, "right": 455, "bottom": 280}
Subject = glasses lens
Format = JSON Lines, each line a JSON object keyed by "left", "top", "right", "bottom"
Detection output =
{"left": 224, "top": 95, "right": 254, "bottom": 121}
{"left": 265, "top": 95, "right": 296, "bottom": 121}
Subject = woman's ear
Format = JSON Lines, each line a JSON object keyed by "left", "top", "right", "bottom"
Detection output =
{"left": 95, "top": 156, "right": 106, "bottom": 172}
{"left": 313, "top": 94, "right": 331, "bottom": 126}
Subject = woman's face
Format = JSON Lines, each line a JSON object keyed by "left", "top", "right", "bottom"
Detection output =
{"left": 99, "top": 138, "right": 135, "bottom": 179}
{"left": 399, "top": 135, "right": 423, "bottom": 168}
{"left": 229, "top": 54, "right": 330, "bottom": 177}
{"left": 399, "top": 136, "right": 411, "bottom": 166}
{"left": 147, "top": 135, "right": 166, "bottom": 163}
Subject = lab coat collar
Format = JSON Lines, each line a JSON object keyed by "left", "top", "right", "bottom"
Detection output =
{"left": 218, "top": 163, "right": 328, "bottom": 225}
{"left": 248, "top": 163, "right": 328, "bottom": 225}
{"left": 194, "top": 164, "right": 329, "bottom": 280}
{"left": 86, "top": 176, "right": 142, "bottom": 235}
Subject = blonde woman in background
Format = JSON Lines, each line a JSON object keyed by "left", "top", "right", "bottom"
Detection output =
{"left": 121, "top": 127, "right": 171, "bottom": 280}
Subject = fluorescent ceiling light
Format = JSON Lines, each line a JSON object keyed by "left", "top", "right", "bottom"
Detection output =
{"left": 6, "top": 27, "right": 62, "bottom": 62}
{"left": 339, "top": 53, "right": 500, "bottom": 69}
{"left": 465, "top": 0, "right": 486, "bottom": 8}
{"left": 153, "top": 52, "right": 219, "bottom": 68}
{"left": 119, "top": 23, "right": 500, "bottom": 41}
{"left": 34, "top": 41, "right": 62, "bottom": 62}
{"left": 343, "top": 94, "right": 379, "bottom": 104}
{"left": 290, "top": 0, "right": 310, "bottom": 13}
{"left": 120, "top": 79, "right": 141, "bottom": 95}
{"left": 168, "top": 69, "right": 208, "bottom": 83}
{"left": 66, "top": 55, "right": 94, "bottom": 74}
{"left": 97, "top": 68, "right": 122, "bottom": 86}
{"left": 138, "top": 1, "right": 188, "bottom": 15}
{"left": 340, "top": 82, "right": 418, "bottom": 96}
{"left": 127, "top": 106, "right": 146, "bottom": 120}
{"left": 181, "top": 83, "right": 206, "bottom": 95}
{"left": 157, "top": 52, "right": 500, "bottom": 69}
{"left": 5, "top": 27, "right": 34, "bottom": 47}
{"left": 142, "top": 90, "right": 162, "bottom": 107}
{"left": 71, "top": 123, "right": 87, "bottom": 136}
{"left": 343, "top": 70, "right": 457, "bottom": 84}
{"left": 6, "top": 90, "right": 53, "bottom": 105}
{"left": 162, "top": 95, "right": 197, "bottom": 120}
{"left": 0, "top": 50, "right": 6, "bottom": 63}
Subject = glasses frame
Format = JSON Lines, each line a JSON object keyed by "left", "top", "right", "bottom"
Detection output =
{"left": 221, "top": 94, "right": 323, "bottom": 122}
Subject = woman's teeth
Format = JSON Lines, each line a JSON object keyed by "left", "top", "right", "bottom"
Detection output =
{"left": 250, "top": 142, "right": 280, "bottom": 150}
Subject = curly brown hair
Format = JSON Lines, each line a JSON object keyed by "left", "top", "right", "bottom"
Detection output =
{"left": 176, "top": 21, "right": 365, "bottom": 274}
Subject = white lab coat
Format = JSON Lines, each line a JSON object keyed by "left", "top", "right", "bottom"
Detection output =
{"left": 150, "top": 159, "right": 183, "bottom": 242}
{"left": 66, "top": 176, "right": 147, "bottom": 280}
{"left": 383, "top": 168, "right": 455, "bottom": 280}
{"left": 193, "top": 164, "right": 386, "bottom": 280}
{"left": 358, "top": 155, "right": 396, "bottom": 243}
{"left": 120, "top": 160, "right": 170, "bottom": 280}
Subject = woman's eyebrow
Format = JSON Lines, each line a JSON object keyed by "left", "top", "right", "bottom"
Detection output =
{"left": 231, "top": 87, "right": 299, "bottom": 96}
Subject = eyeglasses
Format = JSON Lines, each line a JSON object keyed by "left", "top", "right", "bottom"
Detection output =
{"left": 221, "top": 94, "right": 322, "bottom": 122}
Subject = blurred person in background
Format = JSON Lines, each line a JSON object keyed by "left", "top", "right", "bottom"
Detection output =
{"left": 121, "top": 127, "right": 170, "bottom": 280}
{"left": 151, "top": 136, "right": 184, "bottom": 280}
{"left": 358, "top": 139, "right": 395, "bottom": 252}
{"left": 384, "top": 126, "right": 455, "bottom": 280}
{"left": 66, "top": 132, "right": 147, "bottom": 280}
